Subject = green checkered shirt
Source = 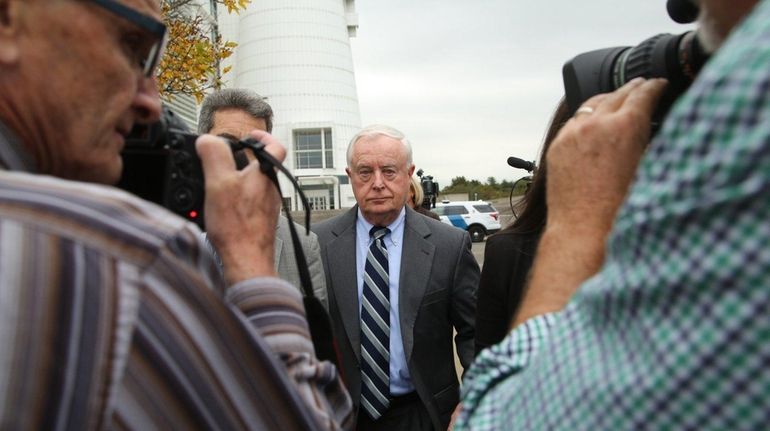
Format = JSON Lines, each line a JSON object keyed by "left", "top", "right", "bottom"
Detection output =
{"left": 457, "top": 1, "right": 770, "bottom": 429}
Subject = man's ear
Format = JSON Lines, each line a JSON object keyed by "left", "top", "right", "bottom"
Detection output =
{"left": 407, "top": 164, "right": 415, "bottom": 177}
{"left": 0, "top": 0, "right": 21, "bottom": 64}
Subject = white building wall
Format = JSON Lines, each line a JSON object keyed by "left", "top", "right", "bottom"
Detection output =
{"left": 219, "top": 0, "right": 362, "bottom": 209}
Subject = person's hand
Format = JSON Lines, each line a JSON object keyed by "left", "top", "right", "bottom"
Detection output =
{"left": 546, "top": 77, "right": 667, "bottom": 236}
{"left": 197, "top": 129, "right": 285, "bottom": 285}
{"left": 447, "top": 403, "right": 462, "bottom": 430}
{"left": 513, "top": 78, "right": 667, "bottom": 326}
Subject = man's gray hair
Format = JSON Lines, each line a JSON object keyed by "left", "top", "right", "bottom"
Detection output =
{"left": 198, "top": 88, "right": 274, "bottom": 134}
{"left": 346, "top": 124, "right": 413, "bottom": 167}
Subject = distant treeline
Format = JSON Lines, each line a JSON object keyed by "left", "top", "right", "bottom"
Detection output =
{"left": 440, "top": 176, "right": 529, "bottom": 200}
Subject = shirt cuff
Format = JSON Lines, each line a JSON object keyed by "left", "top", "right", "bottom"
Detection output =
{"left": 226, "top": 277, "right": 314, "bottom": 356}
{"left": 457, "top": 313, "right": 558, "bottom": 427}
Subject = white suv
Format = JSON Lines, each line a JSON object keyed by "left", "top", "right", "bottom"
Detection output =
{"left": 433, "top": 200, "right": 501, "bottom": 242}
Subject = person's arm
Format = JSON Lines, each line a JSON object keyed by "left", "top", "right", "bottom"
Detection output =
{"left": 198, "top": 132, "right": 353, "bottom": 429}
{"left": 450, "top": 232, "right": 480, "bottom": 370}
{"left": 307, "top": 232, "right": 329, "bottom": 310}
{"left": 226, "top": 277, "right": 353, "bottom": 430}
{"left": 513, "top": 78, "right": 667, "bottom": 327}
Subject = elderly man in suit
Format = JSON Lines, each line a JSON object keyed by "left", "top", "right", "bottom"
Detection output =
{"left": 198, "top": 88, "right": 327, "bottom": 307}
{"left": 313, "top": 124, "right": 478, "bottom": 430}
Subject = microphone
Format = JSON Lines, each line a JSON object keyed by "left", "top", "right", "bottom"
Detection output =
{"left": 507, "top": 156, "right": 536, "bottom": 172}
{"left": 667, "top": 0, "right": 699, "bottom": 24}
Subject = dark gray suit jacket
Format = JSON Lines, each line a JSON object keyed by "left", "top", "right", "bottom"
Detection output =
{"left": 275, "top": 215, "right": 327, "bottom": 309}
{"left": 313, "top": 206, "right": 478, "bottom": 430}
{"left": 202, "top": 215, "right": 327, "bottom": 309}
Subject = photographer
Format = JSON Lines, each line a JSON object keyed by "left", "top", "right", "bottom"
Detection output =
{"left": 457, "top": 0, "right": 770, "bottom": 429}
{"left": 408, "top": 176, "right": 440, "bottom": 220}
{"left": 0, "top": 0, "right": 350, "bottom": 429}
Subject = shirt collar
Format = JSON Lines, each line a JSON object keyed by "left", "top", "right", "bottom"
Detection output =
{"left": 356, "top": 206, "right": 406, "bottom": 246}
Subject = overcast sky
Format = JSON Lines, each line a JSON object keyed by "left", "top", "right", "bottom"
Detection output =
{"left": 349, "top": 1, "right": 694, "bottom": 187}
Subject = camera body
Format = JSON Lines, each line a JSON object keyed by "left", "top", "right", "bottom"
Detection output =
{"left": 416, "top": 169, "right": 439, "bottom": 210}
{"left": 563, "top": 30, "right": 708, "bottom": 128}
{"left": 117, "top": 108, "right": 207, "bottom": 229}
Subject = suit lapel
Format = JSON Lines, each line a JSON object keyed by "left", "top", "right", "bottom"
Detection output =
{"left": 326, "top": 208, "right": 363, "bottom": 361}
{"left": 399, "top": 208, "right": 435, "bottom": 364}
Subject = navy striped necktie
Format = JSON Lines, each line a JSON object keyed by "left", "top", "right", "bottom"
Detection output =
{"left": 360, "top": 226, "right": 391, "bottom": 420}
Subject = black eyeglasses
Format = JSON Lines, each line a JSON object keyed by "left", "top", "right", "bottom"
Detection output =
{"left": 86, "top": 0, "right": 168, "bottom": 77}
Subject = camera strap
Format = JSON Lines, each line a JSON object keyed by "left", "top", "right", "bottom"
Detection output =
{"left": 238, "top": 138, "right": 342, "bottom": 370}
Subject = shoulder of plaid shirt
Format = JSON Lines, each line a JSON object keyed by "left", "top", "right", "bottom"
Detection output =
{"left": 457, "top": 1, "right": 770, "bottom": 430}
{"left": 0, "top": 128, "right": 353, "bottom": 430}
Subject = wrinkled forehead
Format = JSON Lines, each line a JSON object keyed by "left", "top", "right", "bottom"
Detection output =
{"left": 351, "top": 135, "right": 409, "bottom": 166}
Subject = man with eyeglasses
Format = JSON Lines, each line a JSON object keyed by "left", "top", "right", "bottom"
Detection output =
{"left": 0, "top": 0, "right": 352, "bottom": 429}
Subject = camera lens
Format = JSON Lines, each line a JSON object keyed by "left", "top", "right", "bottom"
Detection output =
{"left": 612, "top": 34, "right": 669, "bottom": 88}
{"left": 612, "top": 32, "right": 702, "bottom": 91}
{"left": 619, "top": 32, "right": 706, "bottom": 125}
{"left": 563, "top": 31, "right": 708, "bottom": 126}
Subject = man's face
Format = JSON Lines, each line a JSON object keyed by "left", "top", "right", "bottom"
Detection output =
{"left": 346, "top": 135, "right": 415, "bottom": 226}
{"left": 11, "top": 0, "right": 162, "bottom": 184}
{"left": 209, "top": 108, "right": 267, "bottom": 163}
{"left": 209, "top": 108, "right": 268, "bottom": 139}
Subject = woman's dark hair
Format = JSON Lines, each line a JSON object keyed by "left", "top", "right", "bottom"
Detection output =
{"left": 507, "top": 97, "right": 571, "bottom": 235}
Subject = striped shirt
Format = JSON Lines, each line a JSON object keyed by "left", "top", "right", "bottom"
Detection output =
{"left": 457, "top": 1, "right": 770, "bottom": 430}
{"left": 0, "top": 127, "right": 353, "bottom": 430}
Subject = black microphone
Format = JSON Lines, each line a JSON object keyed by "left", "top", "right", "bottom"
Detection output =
{"left": 667, "top": 0, "right": 699, "bottom": 24}
{"left": 507, "top": 156, "right": 536, "bottom": 172}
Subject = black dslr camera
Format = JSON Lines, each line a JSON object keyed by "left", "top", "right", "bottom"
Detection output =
{"left": 416, "top": 169, "right": 439, "bottom": 210}
{"left": 562, "top": 0, "right": 707, "bottom": 127}
{"left": 117, "top": 108, "right": 213, "bottom": 230}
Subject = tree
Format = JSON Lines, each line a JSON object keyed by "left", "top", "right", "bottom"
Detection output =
{"left": 441, "top": 175, "right": 528, "bottom": 200}
{"left": 158, "top": 0, "right": 250, "bottom": 102}
{"left": 449, "top": 176, "right": 468, "bottom": 187}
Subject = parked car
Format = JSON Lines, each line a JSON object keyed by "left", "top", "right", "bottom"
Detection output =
{"left": 433, "top": 200, "right": 501, "bottom": 242}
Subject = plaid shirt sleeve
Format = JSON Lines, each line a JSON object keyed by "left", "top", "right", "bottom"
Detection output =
{"left": 457, "top": 1, "right": 770, "bottom": 429}
{"left": 457, "top": 313, "right": 557, "bottom": 429}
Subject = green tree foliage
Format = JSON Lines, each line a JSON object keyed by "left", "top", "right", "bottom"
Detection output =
{"left": 441, "top": 175, "right": 530, "bottom": 200}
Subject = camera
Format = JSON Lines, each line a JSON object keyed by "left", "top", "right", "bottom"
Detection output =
{"left": 117, "top": 107, "right": 240, "bottom": 230}
{"left": 118, "top": 107, "right": 301, "bottom": 232}
{"left": 563, "top": 29, "right": 709, "bottom": 127}
{"left": 416, "top": 168, "right": 439, "bottom": 210}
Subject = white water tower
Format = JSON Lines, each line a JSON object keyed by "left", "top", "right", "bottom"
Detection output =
{"left": 218, "top": 0, "right": 362, "bottom": 210}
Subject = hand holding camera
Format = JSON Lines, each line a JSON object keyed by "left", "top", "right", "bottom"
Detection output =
{"left": 197, "top": 130, "right": 285, "bottom": 284}
{"left": 547, "top": 78, "right": 668, "bottom": 239}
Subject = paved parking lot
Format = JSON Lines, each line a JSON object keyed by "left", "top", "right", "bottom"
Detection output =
{"left": 471, "top": 240, "right": 486, "bottom": 268}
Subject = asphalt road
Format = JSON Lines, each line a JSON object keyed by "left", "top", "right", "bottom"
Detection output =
{"left": 468, "top": 196, "right": 520, "bottom": 269}
{"left": 471, "top": 240, "right": 486, "bottom": 268}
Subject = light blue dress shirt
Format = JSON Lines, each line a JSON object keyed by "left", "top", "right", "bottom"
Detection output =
{"left": 355, "top": 207, "right": 413, "bottom": 395}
